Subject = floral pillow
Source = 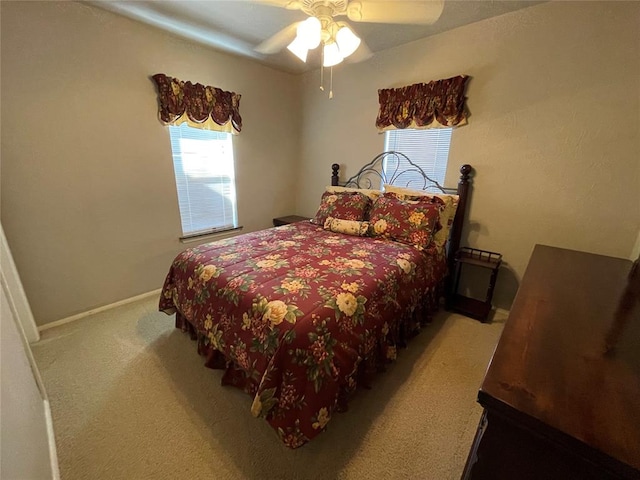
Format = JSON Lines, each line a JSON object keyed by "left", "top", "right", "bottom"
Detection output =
{"left": 384, "top": 184, "right": 459, "bottom": 250}
{"left": 323, "top": 217, "right": 370, "bottom": 236}
{"left": 311, "top": 191, "right": 372, "bottom": 226}
{"left": 369, "top": 193, "right": 442, "bottom": 250}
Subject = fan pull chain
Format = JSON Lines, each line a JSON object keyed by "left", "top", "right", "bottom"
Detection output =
{"left": 329, "top": 66, "right": 333, "bottom": 99}
{"left": 319, "top": 46, "right": 325, "bottom": 92}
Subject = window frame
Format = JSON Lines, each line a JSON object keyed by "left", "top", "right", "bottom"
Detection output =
{"left": 167, "top": 124, "right": 241, "bottom": 240}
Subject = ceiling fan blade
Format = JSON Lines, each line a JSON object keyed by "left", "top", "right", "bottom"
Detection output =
{"left": 245, "top": 0, "right": 302, "bottom": 9}
{"left": 255, "top": 22, "right": 301, "bottom": 54}
{"left": 347, "top": 0, "right": 444, "bottom": 25}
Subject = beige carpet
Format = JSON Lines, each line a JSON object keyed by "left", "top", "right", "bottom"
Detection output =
{"left": 31, "top": 296, "right": 505, "bottom": 480}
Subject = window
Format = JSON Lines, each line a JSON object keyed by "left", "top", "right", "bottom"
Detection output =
{"left": 168, "top": 123, "right": 238, "bottom": 237}
{"left": 383, "top": 128, "right": 453, "bottom": 191}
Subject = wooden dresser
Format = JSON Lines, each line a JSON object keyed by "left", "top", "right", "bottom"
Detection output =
{"left": 463, "top": 244, "right": 640, "bottom": 480}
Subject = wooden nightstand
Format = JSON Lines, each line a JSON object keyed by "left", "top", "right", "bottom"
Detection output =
{"left": 272, "top": 215, "right": 311, "bottom": 227}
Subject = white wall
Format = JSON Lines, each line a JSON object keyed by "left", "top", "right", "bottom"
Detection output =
{"left": 1, "top": 1, "right": 301, "bottom": 325}
{"left": 295, "top": 1, "right": 640, "bottom": 309}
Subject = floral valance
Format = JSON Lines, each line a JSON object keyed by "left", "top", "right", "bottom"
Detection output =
{"left": 376, "top": 75, "right": 469, "bottom": 131}
{"left": 151, "top": 73, "right": 242, "bottom": 134}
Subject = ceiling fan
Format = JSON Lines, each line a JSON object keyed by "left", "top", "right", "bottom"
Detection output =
{"left": 254, "top": 1, "right": 445, "bottom": 67}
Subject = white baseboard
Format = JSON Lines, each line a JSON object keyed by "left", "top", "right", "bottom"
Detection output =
{"left": 38, "top": 288, "right": 162, "bottom": 333}
{"left": 44, "top": 399, "right": 61, "bottom": 480}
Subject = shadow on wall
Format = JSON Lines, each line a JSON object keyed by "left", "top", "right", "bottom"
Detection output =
{"left": 464, "top": 219, "right": 483, "bottom": 246}
{"left": 453, "top": 260, "right": 520, "bottom": 313}
{"left": 459, "top": 218, "right": 521, "bottom": 312}
{"left": 493, "top": 263, "right": 520, "bottom": 311}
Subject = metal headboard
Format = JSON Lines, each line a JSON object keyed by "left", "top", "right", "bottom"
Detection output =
{"left": 331, "top": 151, "right": 454, "bottom": 194}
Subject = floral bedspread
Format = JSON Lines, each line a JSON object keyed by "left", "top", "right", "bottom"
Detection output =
{"left": 159, "top": 221, "right": 446, "bottom": 448}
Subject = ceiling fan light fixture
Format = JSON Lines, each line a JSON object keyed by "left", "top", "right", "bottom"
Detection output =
{"left": 297, "top": 16, "right": 322, "bottom": 49}
{"left": 335, "top": 25, "right": 361, "bottom": 58}
{"left": 323, "top": 41, "right": 343, "bottom": 67}
{"left": 287, "top": 36, "right": 308, "bottom": 62}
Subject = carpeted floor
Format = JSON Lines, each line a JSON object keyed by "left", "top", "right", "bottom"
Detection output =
{"left": 31, "top": 296, "right": 504, "bottom": 480}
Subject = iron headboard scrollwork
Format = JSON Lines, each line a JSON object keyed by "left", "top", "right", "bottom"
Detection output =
{"left": 331, "top": 151, "right": 452, "bottom": 194}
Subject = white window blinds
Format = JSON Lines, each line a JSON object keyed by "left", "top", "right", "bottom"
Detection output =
{"left": 383, "top": 128, "right": 453, "bottom": 191}
{"left": 168, "top": 124, "right": 238, "bottom": 236}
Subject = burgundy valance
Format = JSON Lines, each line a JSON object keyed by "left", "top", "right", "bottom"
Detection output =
{"left": 151, "top": 73, "right": 242, "bottom": 134}
{"left": 376, "top": 75, "right": 469, "bottom": 131}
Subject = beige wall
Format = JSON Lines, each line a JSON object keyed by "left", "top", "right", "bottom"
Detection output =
{"left": 295, "top": 1, "right": 640, "bottom": 309}
{"left": 2, "top": 1, "right": 639, "bottom": 325}
{"left": 1, "top": 1, "right": 301, "bottom": 325}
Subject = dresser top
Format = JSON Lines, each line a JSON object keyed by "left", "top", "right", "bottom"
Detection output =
{"left": 480, "top": 244, "right": 640, "bottom": 474}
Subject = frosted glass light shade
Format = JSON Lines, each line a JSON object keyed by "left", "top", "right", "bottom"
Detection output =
{"left": 323, "top": 42, "right": 343, "bottom": 67}
{"left": 287, "top": 36, "right": 308, "bottom": 62}
{"left": 336, "top": 26, "right": 361, "bottom": 58}
{"left": 297, "top": 17, "right": 321, "bottom": 49}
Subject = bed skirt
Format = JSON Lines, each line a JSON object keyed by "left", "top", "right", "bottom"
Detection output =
{"left": 172, "top": 279, "right": 444, "bottom": 421}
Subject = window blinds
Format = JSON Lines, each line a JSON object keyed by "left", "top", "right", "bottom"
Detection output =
{"left": 383, "top": 128, "right": 453, "bottom": 191}
{"left": 168, "top": 124, "right": 238, "bottom": 235}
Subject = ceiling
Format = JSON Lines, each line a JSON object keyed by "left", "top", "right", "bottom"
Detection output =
{"left": 86, "top": 0, "right": 543, "bottom": 74}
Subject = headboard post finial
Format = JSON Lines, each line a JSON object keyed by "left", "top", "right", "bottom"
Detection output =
{"left": 459, "top": 164, "right": 472, "bottom": 184}
{"left": 331, "top": 163, "right": 340, "bottom": 186}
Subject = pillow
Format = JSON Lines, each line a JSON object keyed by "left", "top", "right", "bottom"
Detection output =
{"left": 311, "top": 191, "right": 372, "bottom": 226}
{"left": 325, "top": 185, "right": 383, "bottom": 201}
{"left": 323, "top": 217, "right": 370, "bottom": 237}
{"left": 368, "top": 193, "right": 442, "bottom": 250}
{"left": 383, "top": 184, "right": 459, "bottom": 249}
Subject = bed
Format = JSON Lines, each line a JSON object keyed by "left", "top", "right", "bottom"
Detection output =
{"left": 159, "top": 152, "right": 473, "bottom": 448}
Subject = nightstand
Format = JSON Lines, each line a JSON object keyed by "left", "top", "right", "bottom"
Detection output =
{"left": 272, "top": 215, "right": 311, "bottom": 227}
{"left": 451, "top": 247, "right": 502, "bottom": 322}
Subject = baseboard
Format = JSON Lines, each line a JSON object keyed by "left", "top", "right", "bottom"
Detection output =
{"left": 38, "top": 288, "right": 162, "bottom": 333}
{"left": 44, "top": 399, "right": 61, "bottom": 480}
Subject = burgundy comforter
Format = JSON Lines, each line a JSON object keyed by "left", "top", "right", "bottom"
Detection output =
{"left": 159, "top": 221, "right": 446, "bottom": 448}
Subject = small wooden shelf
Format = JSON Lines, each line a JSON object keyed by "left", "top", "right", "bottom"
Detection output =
{"left": 272, "top": 215, "right": 311, "bottom": 227}
{"left": 451, "top": 294, "right": 493, "bottom": 321}
{"left": 456, "top": 248, "right": 502, "bottom": 268}
{"left": 451, "top": 247, "right": 502, "bottom": 322}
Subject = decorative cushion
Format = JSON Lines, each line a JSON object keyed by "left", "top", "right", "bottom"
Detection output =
{"left": 383, "top": 184, "right": 459, "bottom": 250}
{"left": 325, "top": 185, "right": 383, "bottom": 201}
{"left": 311, "top": 191, "right": 372, "bottom": 226}
{"left": 368, "top": 193, "right": 442, "bottom": 250}
{"left": 323, "top": 217, "right": 370, "bottom": 237}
